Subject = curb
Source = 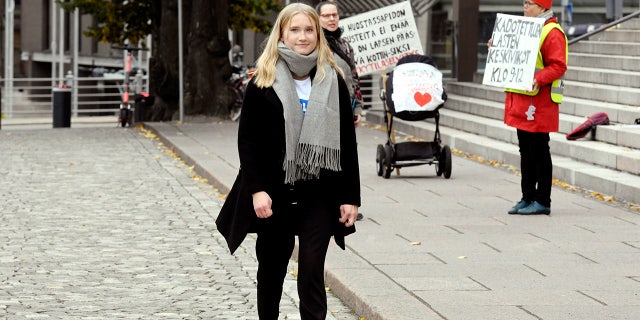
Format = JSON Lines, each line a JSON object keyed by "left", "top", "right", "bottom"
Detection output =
{"left": 143, "top": 121, "right": 385, "bottom": 320}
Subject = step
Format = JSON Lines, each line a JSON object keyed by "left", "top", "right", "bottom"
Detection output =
{"left": 588, "top": 29, "right": 640, "bottom": 42}
{"left": 569, "top": 52, "right": 640, "bottom": 73}
{"left": 380, "top": 105, "right": 629, "bottom": 174}
{"left": 565, "top": 66, "right": 640, "bottom": 88}
{"left": 569, "top": 41, "right": 640, "bottom": 56}
{"left": 434, "top": 107, "right": 640, "bottom": 174}
{"left": 445, "top": 91, "right": 640, "bottom": 149}
{"left": 449, "top": 78, "right": 640, "bottom": 114}
{"left": 561, "top": 96, "right": 640, "bottom": 125}
{"left": 564, "top": 80, "right": 640, "bottom": 106}
{"left": 445, "top": 81, "right": 505, "bottom": 103}
{"left": 444, "top": 92, "right": 588, "bottom": 135}
{"left": 618, "top": 17, "right": 640, "bottom": 30}
{"left": 445, "top": 82, "right": 640, "bottom": 125}
{"left": 365, "top": 110, "right": 640, "bottom": 205}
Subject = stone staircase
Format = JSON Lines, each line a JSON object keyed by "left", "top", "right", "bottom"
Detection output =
{"left": 367, "top": 16, "right": 640, "bottom": 205}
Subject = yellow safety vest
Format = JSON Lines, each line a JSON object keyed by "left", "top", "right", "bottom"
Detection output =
{"left": 505, "top": 22, "right": 568, "bottom": 104}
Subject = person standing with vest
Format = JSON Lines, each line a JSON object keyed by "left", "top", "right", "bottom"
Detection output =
{"left": 503, "top": 0, "right": 568, "bottom": 215}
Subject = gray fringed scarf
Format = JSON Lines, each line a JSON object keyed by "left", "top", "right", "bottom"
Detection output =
{"left": 538, "top": 9, "right": 554, "bottom": 21}
{"left": 273, "top": 42, "right": 341, "bottom": 184}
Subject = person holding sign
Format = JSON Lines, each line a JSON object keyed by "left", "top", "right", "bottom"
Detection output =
{"left": 500, "top": 0, "right": 567, "bottom": 215}
{"left": 216, "top": 3, "right": 360, "bottom": 319}
{"left": 317, "top": 1, "right": 366, "bottom": 221}
{"left": 316, "top": 1, "right": 364, "bottom": 127}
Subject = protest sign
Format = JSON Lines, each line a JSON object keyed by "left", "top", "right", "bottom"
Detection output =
{"left": 391, "top": 63, "right": 444, "bottom": 112}
{"left": 482, "top": 13, "right": 544, "bottom": 91}
{"left": 340, "top": 1, "right": 423, "bottom": 76}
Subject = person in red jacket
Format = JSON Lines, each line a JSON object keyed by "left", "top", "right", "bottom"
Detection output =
{"left": 504, "top": 0, "right": 568, "bottom": 215}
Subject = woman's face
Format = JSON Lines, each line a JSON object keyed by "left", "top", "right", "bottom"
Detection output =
{"left": 318, "top": 4, "right": 340, "bottom": 32}
{"left": 281, "top": 13, "right": 318, "bottom": 55}
{"left": 523, "top": 0, "right": 545, "bottom": 17}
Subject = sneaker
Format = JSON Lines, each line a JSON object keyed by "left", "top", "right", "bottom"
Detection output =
{"left": 356, "top": 213, "right": 364, "bottom": 221}
{"left": 508, "top": 200, "right": 531, "bottom": 215}
{"left": 518, "top": 201, "right": 551, "bottom": 215}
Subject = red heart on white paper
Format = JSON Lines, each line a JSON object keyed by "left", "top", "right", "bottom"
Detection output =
{"left": 413, "top": 92, "right": 432, "bottom": 107}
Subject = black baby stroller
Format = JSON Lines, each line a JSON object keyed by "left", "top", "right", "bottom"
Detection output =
{"left": 376, "top": 54, "right": 452, "bottom": 179}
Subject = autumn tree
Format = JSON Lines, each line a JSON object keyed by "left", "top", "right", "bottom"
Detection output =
{"left": 58, "top": 0, "right": 282, "bottom": 121}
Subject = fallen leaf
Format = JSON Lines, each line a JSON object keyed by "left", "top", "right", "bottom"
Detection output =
{"left": 192, "top": 175, "right": 208, "bottom": 183}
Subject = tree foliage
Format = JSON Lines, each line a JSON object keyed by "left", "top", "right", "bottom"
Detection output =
{"left": 57, "top": 0, "right": 153, "bottom": 46}
{"left": 57, "top": 0, "right": 283, "bottom": 120}
{"left": 57, "top": 0, "right": 282, "bottom": 45}
{"left": 229, "top": 0, "right": 283, "bottom": 33}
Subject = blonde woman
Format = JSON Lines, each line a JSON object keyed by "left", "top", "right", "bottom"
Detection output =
{"left": 216, "top": 3, "right": 361, "bottom": 319}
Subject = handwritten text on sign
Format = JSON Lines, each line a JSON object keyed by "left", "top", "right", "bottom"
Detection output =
{"left": 340, "top": 1, "right": 423, "bottom": 76}
{"left": 482, "top": 13, "right": 544, "bottom": 90}
{"left": 391, "top": 63, "right": 444, "bottom": 112}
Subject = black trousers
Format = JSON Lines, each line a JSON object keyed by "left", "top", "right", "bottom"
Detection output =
{"left": 517, "top": 129, "right": 552, "bottom": 207}
{"left": 255, "top": 203, "right": 333, "bottom": 320}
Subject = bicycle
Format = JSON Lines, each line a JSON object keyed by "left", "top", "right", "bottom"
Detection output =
{"left": 228, "top": 65, "right": 252, "bottom": 121}
{"left": 112, "top": 45, "right": 147, "bottom": 127}
{"left": 226, "top": 47, "right": 254, "bottom": 121}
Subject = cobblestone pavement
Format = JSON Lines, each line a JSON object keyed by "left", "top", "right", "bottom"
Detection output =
{"left": 0, "top": 127, "right": 360, "bottom": 320}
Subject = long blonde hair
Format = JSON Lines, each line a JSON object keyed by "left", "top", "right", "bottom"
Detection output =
{"left": 254, "top": 3, "right": 343, "bottom": 88}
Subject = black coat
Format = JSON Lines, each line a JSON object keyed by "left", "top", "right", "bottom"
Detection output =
{"left": 216, "top": 69, "right": 361, "bottom": 254}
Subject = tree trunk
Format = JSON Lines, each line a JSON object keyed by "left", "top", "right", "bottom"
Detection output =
{"left": 147, "top": 0, "right": 232, "bottom": 121}
{"left": 184, "top": 0, "right": 232, "bottom": 118}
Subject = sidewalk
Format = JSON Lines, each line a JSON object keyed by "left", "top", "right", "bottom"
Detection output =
{"left": 145, "top": 117, "right": 640, "bottom": 320}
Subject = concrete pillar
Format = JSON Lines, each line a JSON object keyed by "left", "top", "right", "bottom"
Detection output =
{"left": 606, "top": 0, "right": 623, "bottom": 22}
{"left": 452, "top": 0, "right": 479, "bottom": 82}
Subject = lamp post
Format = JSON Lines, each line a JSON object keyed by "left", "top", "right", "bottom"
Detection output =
{"left": 178, "top": 0, "right": 184, "bottom": 123}
{"left": 4, "top": 0, "right": 15, "bottom": 118}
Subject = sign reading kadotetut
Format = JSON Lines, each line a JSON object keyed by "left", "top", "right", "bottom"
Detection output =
{"left": 482, "top": 13, "right": 544, "bottom": 91}
{"left": 340, "top": 1, "right": 423, "bottom": 76}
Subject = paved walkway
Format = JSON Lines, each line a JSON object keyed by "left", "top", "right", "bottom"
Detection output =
{"left": 0, "top": 125, "right": 358, "bottom": 319}
{"left": 142, "top": 116, "right": 640, "bottom": 320}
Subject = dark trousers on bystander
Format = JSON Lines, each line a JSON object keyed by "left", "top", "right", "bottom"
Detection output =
{"left": 517, "top": 129, "right": 552, "bottom": 207}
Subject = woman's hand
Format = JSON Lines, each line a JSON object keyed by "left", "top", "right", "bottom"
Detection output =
{"left": 528, "top": 78, "right": 540, "bottom": 93}
{"left": 339, "top": 204, "right": 358, "bottom": 227}
{"left": 354, "top": 114, "right": 362, "bottom": 128}
{"left": 252, "top": 191, "right": 273, "bottom": 218}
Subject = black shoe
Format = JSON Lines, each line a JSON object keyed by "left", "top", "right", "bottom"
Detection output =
{"left": 518, "top": 201, "right": 551, "bottom": 215}
{"left": 508, "top": 200, "right": 531, "bottom": 215}
{"left": 356, "top": 213, "right": 364, "bottom": 221}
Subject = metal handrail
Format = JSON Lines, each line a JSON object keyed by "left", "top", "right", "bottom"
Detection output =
{"left": 568, "top": 9, "right": 640, "bottom": 45}
{"left": 0, "top": 75, "right": 147, "bottom": 118}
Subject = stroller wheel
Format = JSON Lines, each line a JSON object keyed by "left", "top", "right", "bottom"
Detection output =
{"left": 383, "top": 144, "right": 393, "bottom": 179}
{"left": 436, "top": 160, "right": 443, "bottom": 177}
{"left": 376, "top": 144, "right": 384, "bottom": 176}
{"left": 436, "top": 147, "right": 444, "bottom": 176}
{"left": 441, "top": 145, "right": 452, "bottom": 179}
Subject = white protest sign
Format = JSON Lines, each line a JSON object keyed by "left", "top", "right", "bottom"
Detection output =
{"left": 340, "top": 1, "right": 423, "bottom": 76}
{"left": 391, "top": 63, "right": 444, "bottom": 112}
{"left": 482, "top": 13, "right": 544, "bottom": 91}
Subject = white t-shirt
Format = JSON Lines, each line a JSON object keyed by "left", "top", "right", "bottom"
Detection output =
{"left": 294, "top": 77, "right": 312, "bottom": 114}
